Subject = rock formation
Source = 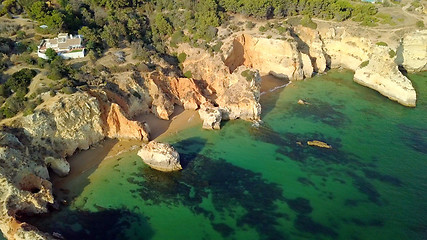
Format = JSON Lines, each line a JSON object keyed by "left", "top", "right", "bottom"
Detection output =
{"left": 354, "top": 46, "right": 417, "bottom": 107}
{"left": 19, "top": 92, "right": 105, "bottom": 157}
{"left": 44, "top": 157, "right": 70, "bottom": 177}
{"left": 137, "top": 141, "right": 182, "bottom": 172}
{"left": 307, "top": 140, "right": 332, "bottom": 149}
{"left": 400, "top": 30, "right": 427, "bottom": 72}
{"left": 106, "top": 103, "right": 150, "bottom": 141}
{"left": 0, "top": 130, "right": 55, "bottom": 240}
{"left": 198, "top": 106, "right": 222, "bottom": 130}
{"left": 224, "top": 34, "right": 304, "bottom": 80}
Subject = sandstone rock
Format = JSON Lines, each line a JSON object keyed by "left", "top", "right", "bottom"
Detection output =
{"left": 0, "top": 131, "right": 55, "bottom": 240}
{"left": 297, "top": 99, "right": 309, "bottom": 105}
{"left": 294, "top": 26, "right": 328, "bottom": 73}
{"left": 354, "top": 46, "right": 416, "bottom": 107}
{"left": 169, "top": 77, "right": 208, "bottom": 110}
{"left": 322, "top": 29, "right": 371, "bottom": 70}
{"left": 137, "top": 141, "right": 182, "bottom": 172}
{"left": 198, "top": 107, "right": 222, "bottom": 130}
{"left": 224, "top": 34, "right": 304, "bottom": 80}
{"left": 301, "top": 53, "right": 313, "bottom": 78}
{"left": 307, "top": 140, "right": 332, "bottom": 149}
{"left": 106, "top": 103, "right": 150, "bottom": 141}
{"left": 401, "top": 30, "right": 427, "bottom": 72}
{"left": 146, "top": 75, "right": 175, "bottom": 120}
{"left": 20, "top": 92, "right": 105, "bottom": 157}
{"left": 44, "top": 157, "right": 70, "bottom": 177}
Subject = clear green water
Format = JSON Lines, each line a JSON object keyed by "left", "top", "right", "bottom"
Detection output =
{"left": 26, "top": 70, "right": 427, "bottom": 240}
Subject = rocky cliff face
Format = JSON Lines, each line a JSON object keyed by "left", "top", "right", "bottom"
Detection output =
{"left": 354, "top": 46, "right": 417, "bottom": 107}
{"left": 0, "top": 130, "right": 55, "bottom": 240}
{"left": 400, "top": 30, "right": 427, "bottom": 72}
{"left": 19, "top": 92, "right": 105, "bottom": 157}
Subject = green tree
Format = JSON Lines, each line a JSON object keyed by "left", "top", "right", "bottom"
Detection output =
{"left": 45, "top": 48, "right": 57, "bottom": 60}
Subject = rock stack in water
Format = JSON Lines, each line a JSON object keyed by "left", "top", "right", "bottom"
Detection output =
{"left": 137, "top": 141, "right": 182, "bottom": 172}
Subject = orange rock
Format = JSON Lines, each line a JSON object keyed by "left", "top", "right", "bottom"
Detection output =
{"left": 106, "top": 103, "right": 150, "bottom": 141}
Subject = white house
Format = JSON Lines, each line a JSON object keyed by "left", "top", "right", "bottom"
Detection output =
{"left": 37, "top": 33, "right": 85, "bottom": 59}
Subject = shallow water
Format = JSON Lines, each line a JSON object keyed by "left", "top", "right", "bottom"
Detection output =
{"left": 25, "top": 70, "right": 427, "bottom": 240}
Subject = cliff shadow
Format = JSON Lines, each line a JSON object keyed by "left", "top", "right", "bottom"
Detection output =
{"left": 260, "top": 74, "right": 288, "bottom": 118}
{"left": 20, "top": 207, "right": 154, "bottom": 240}
{"left": 52, "top": 138, "right": 119, "bottom": 202}
{"left": 171, "top": 137, "right": 207, "bottom": 169}
{"left": 136, "top": 105, "right": 184, "bottom": 139}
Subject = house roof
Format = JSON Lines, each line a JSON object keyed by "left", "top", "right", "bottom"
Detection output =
{"left": 58, "top": 38, "right": 82, "bottom": 49}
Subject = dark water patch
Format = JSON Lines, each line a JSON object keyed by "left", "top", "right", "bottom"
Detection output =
{"left": 294, "top": 215, "right": 338, "bottom": 238}
{"left": 128, "top": 137, "right": 286, "bottom": 239}
{"left": 398, "top": 124, "right": 427, "bottom": 154}
{"left": 347, "top": 172, "right": 382, "bottom": 205}
{"left": 286, "top": 198, "right": 313, "bottom": 214}
{"left": 362, "top": 169, "right": 402, "bottom": 187}
{"left": 349, "top": 218, "right": 384, "bottom": 227}
{"left": 287, "top": 98, "right": 350, "bottom": 127}
{"left": 23, "top": 208, "right": 154, "bottom": 240}
{"left": 212, "top": 223, "right": 234, "bottom": 238}
{"left": 250, "top": 125, "right": 353, "bottom": 165}
{"left": 297, "top": 177, "right": 317, "bottom": 188}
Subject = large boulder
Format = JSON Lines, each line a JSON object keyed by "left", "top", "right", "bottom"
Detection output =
{"left": 44, "top": 157, "right": 70, "bottom": 177}
{"left": 137, "top": 142, "right": 182, "bottom": 172}
{"left": 198, "top": 107, "right": 222, "bottom": 130}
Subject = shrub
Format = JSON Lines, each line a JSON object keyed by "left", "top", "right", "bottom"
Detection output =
{"left": 388, "top": 50, "right": 396, "bottom": 58}
{"left": 360, "top": 60, "right": 369, "bottom": 68}
{"left": 241, "top": 69, "right": 256, "bottom": 82}
{"left": 245, "top": 21, "right": 255, "bottom": 29}
{"left": 6, "top": 68, "right": 37, "bottom": 94}
{"left": 416, "top": 21, "right": 425, "bottom": 29}
{"left": 177, "top": 52, "right": 187, "bottom": 63}
{"left": 183, "top": 71, "right": 192, "bottom": 78}
{"left": 301, "top": 15, "right": 317, "bottom": 29}
{"left": 61, "top": 86, "right": 75, "bottom": 94}
{"left": 376, "top": 41, "right": 388, "bottom": 47}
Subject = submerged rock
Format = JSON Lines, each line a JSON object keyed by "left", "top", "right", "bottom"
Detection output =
{"left": 307, "top": 140, "right": 332, "bottom": 149}
{"left": 137, "top": 141, "right": 182, "bottom": 172}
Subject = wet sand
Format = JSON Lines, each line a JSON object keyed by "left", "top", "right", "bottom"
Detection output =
{"left": 260, "top": 74, "right": 290, "bottom": 96}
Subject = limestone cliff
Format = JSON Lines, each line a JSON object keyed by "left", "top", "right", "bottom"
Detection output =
{"left": 0, "top": 130, "right": 55, "bottom": 240}
{"left": 224, "top": 34, "right": 304, "bottom": 80}
{"left": 354, "top": 46, "right": 417, "bottom": 107}
{"left": 19, "top": 92, "right": 105, "bottom": 157}
{"left": 400, "top": 30, "right": 427, "bottom": 72}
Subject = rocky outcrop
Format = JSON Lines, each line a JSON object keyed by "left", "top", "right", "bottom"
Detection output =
{"left": 354, "top": 46, "right": 417, "bottom": 107}
{"left": 19, "top": 92, "right": 105, "bottom": 157}
{"left": 44, "top": 157, "right": 70, "bottom": 177}
{"left": 322, "top": 28, "right": 371, "bottom": 70}
{"left": 169, "top": 77, "right": 208, "bottom": 110}
{"left": 137, "top": 141, "right": 182, "bottom": 172}
{"left": 400, "top": 30, "right": 427, "bottom": 72}
{"left": 0, "top": 131, "right": 55, "bottom": 240}
{"left": 224, "top": 34, "right": 304, "bottom": 80}
{"left": 198, "top": 106, "right": 222, "bottom": 130}
{"left": 106, "top": 103, "right": 150, "bottom": 141}
{"left": 294, "top": 26, "right": 328, "bottom": 74}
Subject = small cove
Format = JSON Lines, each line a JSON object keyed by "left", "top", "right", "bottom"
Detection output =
{"left": 24, "top": 70, "right": 427, "bottom": 240}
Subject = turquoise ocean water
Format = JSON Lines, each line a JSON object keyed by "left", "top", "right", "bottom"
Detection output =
{"left": 25, "top": 70, "right": 427, "bottom": 240}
